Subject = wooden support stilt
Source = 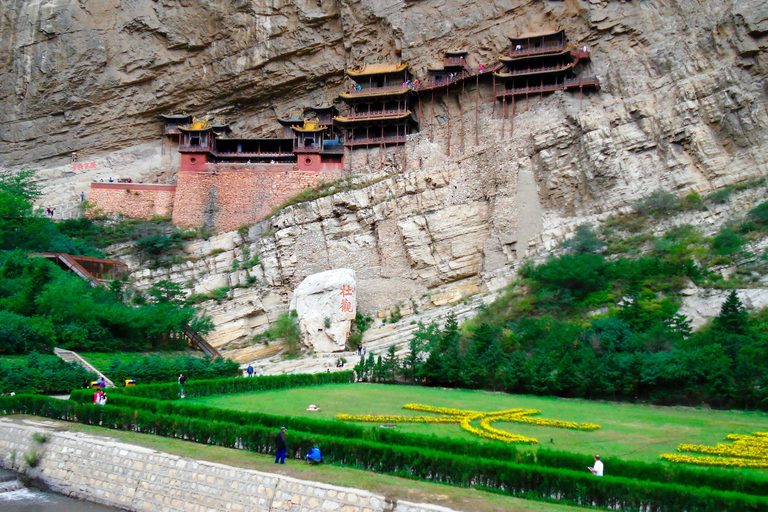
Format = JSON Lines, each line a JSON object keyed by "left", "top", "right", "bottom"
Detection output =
{"left": 580, "top": 86, "right": 583, "bottom": 110}
{"left": 418, "top": 96, "right": 422, "bottom": 123}
{"left": 511, "top": 95, "right": 515, "bottom": 138}
{"left": 446, "top": 82, "right": 451, "bottom": 156}
{"left": 460, "top": 80, "right": 465, "bottom": 153}
{"left": 380, "top": 126, "right": 384, "bottom": 169}
{"left": 501, "top": 95, "right": 506, "bottom": 138}
{"left": 430, "top": 90, "right": 434, "bottom": 143}
{"left": 475, "top": 75, "right": 479, "bottom": 146}
{"left": 492, "top": 74, "right": 496, "bottom": 115}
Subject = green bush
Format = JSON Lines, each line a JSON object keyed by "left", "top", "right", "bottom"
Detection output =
{"left": 107, "top": 355, "right": 240, "bottom": 385}
{"left": 633, "top": 190, "right": 679, "bottom": 216}
{"left": 0, "top": 353, "right": 96, "bottom": 394}
{"left": 711, "top": 227, "right": 744, "bottom": 255}
{"left": 3, "top": 394, "right": 768, "bottom": 512}
{"left": 531, "top": 254, "right": 608, "bottom": 299}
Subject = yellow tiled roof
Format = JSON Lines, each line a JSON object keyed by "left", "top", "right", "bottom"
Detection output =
{"left": 346, "top": 62, "right": 408, "bottom": 77}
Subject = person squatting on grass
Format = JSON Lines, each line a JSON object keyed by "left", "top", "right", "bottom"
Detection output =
{"left": 589, "top": 455, "right": 604, "bottom": 476}
{"left": 275, "top": 426, "right": 287, "bottom": 464}
{"left": 305, "top": 446, "right": 322, "bottom": 465}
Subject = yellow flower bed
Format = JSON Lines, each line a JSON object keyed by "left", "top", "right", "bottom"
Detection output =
{"left": 336, "top": 403, "right": 601, "bottom": 445}
{"left": 661, "top": 432, "right": 768, "bottom": 469}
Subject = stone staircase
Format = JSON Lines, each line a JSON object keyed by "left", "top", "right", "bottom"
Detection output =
{"left": 54, "top": 348, "right": 116, "bottom": 387}
{"left": 249, "top": 291, "right": 497, "bottom": 376}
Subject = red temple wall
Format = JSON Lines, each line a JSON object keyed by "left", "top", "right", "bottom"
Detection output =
{"left": 171, "top": 164, "right": 344, "bottom": 232}
{"left": 88, "top": 183, "right": 177, "bottom": 219}
{"left": 180, "top": 153, "right": 209, "bottom": 172}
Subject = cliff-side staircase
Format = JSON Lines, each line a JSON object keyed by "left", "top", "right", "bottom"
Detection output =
{"left": 183, "top": 326, "right": 221, "bottom": 358}
{"left": 53, "top": 348, "right": 115, "bottom": 388}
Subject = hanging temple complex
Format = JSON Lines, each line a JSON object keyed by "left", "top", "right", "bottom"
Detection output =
{"left": 88, "top": 28, "right": 599, "bottom": 233}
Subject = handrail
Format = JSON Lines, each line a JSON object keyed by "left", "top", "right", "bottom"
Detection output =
{"left": 182, "top": 326, "right": 221, "bottom": 357}
{"left": 344, "top": 108, "right": 409, "bottom": 119}
{"left": 344, "top": 84, "right": 410, "bottom": 96}
{"left": 345, "top": 136, "right": 406, "bottom": 145}
{"left": 495, "top": 63, "right": 572, "bottom": 77}
{"left": 494, "top": 76, "right": 600, "bottom": 97}
{"left": 505, "top": 43, "right": 567, "bottom": 59}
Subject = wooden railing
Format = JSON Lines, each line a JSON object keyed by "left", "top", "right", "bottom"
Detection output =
{"left": 495, "top": 76, "right": 600, "bottom": 97}
{"left": 344, "top": 84, "right": 411, "bottom": 96}
{"left": 345, "top": 135, "right": 406, "bottom": 146}
{"left": 496, "top": 63, "right": 572, "bottom": 77}
{"left": 344, "top": 108, "right": 409, "bottom": 119}
{"left": 506, "top": 43, "right": 567, "bottom": 59}
{"left": 183, "top": 326, "right": 221, "bottom": 357}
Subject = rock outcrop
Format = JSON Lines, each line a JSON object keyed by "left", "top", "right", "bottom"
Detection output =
{"left": 290, "top": 268, "right": 356, "bottom": 353}
{"left": 3, "top": 0, "right": 768, "bottom": 361}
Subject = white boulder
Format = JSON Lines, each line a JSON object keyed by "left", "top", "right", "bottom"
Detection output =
{"left": 290, "top": 269, "right": 356, "bottom": 353}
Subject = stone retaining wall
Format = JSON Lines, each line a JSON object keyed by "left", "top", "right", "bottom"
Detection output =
{"left": 88, "top": 183, "right": 177, "bottom": 219}
{"left": 171, "top": 166, "right": 344, "bottom": 232}
{"left": 0, "top": 419, "right": 461, "bottom": 512}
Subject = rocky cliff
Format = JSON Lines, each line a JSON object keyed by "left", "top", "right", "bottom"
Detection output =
{"left": 3, "top": 0, "right": 768, "bottom": 361}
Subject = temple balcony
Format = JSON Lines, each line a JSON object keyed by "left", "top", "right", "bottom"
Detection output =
{"left": 212, "top": 150, "right": 295, "bottom": 158}
{"left": 494, "top": 76, "right": 600, "bottom": 98}
{"left": 340, "top": 84, "right": 412, "bottom": 98}
{"left": 344, "top": 135, "right": 407, "bottom": 147}
{"left": 494, "top": 63, "right": 574, "bottom": 79}
{"left": 505, "top": 43, "right": 568, "bottom": 60}
{"left": 444, "top": 56, "right": 471, "bottom": 70}
{"left": 179, "top": 144, "right": 213, "bottom": 152}
{"left": 344, "top": 108, "right": 410, "bottom": 120}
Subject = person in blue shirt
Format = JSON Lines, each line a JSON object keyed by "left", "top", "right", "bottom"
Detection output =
{"left": 305, "top": 446, "right": 322, "bottom": 465}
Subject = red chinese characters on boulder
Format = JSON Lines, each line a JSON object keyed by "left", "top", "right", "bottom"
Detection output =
{"left": 72, "top": 162, "right": 98, "bottom": 171}
{"left": 340, "top": 285, "right": 354, "bottom": 313}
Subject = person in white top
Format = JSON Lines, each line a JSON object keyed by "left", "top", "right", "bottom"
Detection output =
{"left": 589, "top": 455, "right": 604, "bottom": 476}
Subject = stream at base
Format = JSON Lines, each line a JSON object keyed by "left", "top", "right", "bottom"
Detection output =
{"left": 0, "top": 487, "right": 122, "bottom": 511}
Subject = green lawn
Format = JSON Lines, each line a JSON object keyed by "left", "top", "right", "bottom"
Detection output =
{"left": 80, "top": 350, "right": 200, "bottom": 374}
{"left": 189, "top": 383, "right": 768, "bottom": 466}
{"left": 10, "top": 415, "right": 593, "bottom": 512}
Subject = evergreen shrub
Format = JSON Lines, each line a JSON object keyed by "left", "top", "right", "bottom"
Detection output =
{"left": 2, "top": 395, "right": 767, "bottom": 512}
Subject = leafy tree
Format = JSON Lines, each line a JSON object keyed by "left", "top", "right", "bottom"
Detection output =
{"left": 531, "top": 254, "right": 608, "bottom": 299}
{"left": 561, "top": 224, "right": 604, "bottom": 254}
{"left": 148, "top": 280, "right": 186, "bottom": 305}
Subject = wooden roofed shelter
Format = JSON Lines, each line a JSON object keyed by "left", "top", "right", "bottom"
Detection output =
{"left": 28, "top": 253, "right": 129, "bottom": 289}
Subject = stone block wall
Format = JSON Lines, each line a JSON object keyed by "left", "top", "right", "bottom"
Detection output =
{"left": 88, "top": 183, "right": 176, "bottom": 219}
{"left": 0, "top": 419, "right": 461, "bottom": 512}
{"left": 172, "top": 164, "right": 344, "bottom": 232}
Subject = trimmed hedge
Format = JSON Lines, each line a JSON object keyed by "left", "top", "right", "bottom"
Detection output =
{"left": 93, "top": 371, "right": 355, "bottom": 400}
{"left": 2, "top": 394, "right": 767, "bottom": 512}
{"left": 69, "top": 381, "right": 768, "bottom": 498}
{"left": 68, "top": 391, "right": 522, "bottom": 464}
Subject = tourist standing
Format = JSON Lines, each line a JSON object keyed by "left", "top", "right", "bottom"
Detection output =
{"left": 275, "top": 427, "right": 287, "bottom": 464}
{"left": 247, "top": 364, "right": 254, "bottom": 377}
{"left": 178, "top": 373, "right": 187, "bottom": 397}
{"left": 588, "top": 455, "right": 604, "bottom": 476}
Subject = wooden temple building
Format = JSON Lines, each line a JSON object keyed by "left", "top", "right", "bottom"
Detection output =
{"left": 495, "top": 28, "right": 599, "bottom": 103}
{"left": 164, "top": 111, "right": 343, "bottom": 173}
{"left": 159, "top": 27, "right": 598, "bottom": 173}
{"left": 335, "top": 63, "right": 419, "bottom": 148}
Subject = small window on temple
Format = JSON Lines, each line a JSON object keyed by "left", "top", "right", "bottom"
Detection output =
{"left": 305, "top": 157, "right": 312, "bottom": 166}
{"left": 190, "top": 158, "right": 197, "bottom": 164}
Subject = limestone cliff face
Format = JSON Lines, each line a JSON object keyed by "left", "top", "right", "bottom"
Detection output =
{"left": 4, "top": 0, "right": 768, "bottom": 359}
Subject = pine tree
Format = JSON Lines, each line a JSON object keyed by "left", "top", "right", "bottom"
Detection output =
{"left": 714, "top": 290, "right": 749, "bottom": 336}
{"left": 383, "top": 345, "right": 399, "bottom": 382}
